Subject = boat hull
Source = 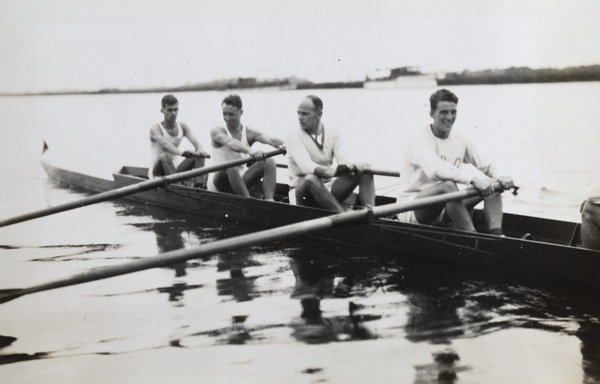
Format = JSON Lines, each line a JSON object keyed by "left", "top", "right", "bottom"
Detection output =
{"left": 41, "top": 160, "right": 600, "bottom": 291}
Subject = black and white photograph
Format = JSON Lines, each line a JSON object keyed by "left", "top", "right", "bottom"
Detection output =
{"left": 1, "top": 1, "right": 600, "bottom": 382}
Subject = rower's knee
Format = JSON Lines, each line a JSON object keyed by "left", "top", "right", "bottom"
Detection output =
{"left": 303, "top": 173, "right": 322, "bottom": 187}
{"left": 264, "top": 157, "right": 275, "bottom": 167}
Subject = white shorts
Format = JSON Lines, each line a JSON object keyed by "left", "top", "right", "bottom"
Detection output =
{"left": 394, "top": 193, "right": 445, "bottom": 224}
{"left": 288, "top": 177, "right": 335, "bottom": 205}
{"left": 394, "top": 194, "right": 419, "bottom": 223}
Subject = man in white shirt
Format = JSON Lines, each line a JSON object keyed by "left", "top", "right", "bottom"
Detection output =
{"left": 286, "top": 95, "right": 374, "bottom": 212}
{"left": 395, "top": 89, "right": 513, "bottom": 234}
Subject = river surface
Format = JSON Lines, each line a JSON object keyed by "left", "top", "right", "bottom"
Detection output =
{"left": 1, "top": 83, "right": 600, "bottom": 383}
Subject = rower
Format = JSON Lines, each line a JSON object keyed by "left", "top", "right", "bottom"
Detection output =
{"left": 208, "top": 94, "right": 285, "bottom": 201}
{"left": 394, "top": 89, "right": 514, "bottom": 234}
{"left": 149, "top": 94, "right": 210, "bottom": 188}
{"left": 285, "top": 95, "right": 375, "bottom": 212}
{"left": 581, "top": 181, "right": 600, "bottom": 250}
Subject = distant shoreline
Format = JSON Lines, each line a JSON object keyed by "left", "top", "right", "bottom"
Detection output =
{"left": 2, "top": 64, "right": 599, "bottom": 97}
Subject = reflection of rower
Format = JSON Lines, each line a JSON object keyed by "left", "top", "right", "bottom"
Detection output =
{"left": 151, "top": 218, "right": 191, "bottom": 305}
{"left": 216, "top": 268, "right": 258, "bottom": 302}
{"left": 289, "top": 295, "right": 375, "bottom": 344}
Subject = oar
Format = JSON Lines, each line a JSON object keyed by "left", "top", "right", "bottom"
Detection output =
{"left": 275, "top": 163, "right": 400, "bottom": 177}
{"left": 0, "top": 183, "right": 500, "bottom": 304}
{"left": 0, "top": 148, "right": 286, "bottom": 228}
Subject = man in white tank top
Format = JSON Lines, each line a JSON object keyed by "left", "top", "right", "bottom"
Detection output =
{"left": 149, "top": 94, "right": 210, "bottom": 188}
{"left": 208, "top": 94, "right": 285, "bottom": 201}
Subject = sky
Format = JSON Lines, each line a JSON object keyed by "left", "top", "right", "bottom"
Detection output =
{"left": 1, "top": 0, "right": 600, "bottom": 93}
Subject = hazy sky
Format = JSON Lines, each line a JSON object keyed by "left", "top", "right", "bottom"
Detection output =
{"left": 2, "top": 0, "right": 600, "bottom": 93}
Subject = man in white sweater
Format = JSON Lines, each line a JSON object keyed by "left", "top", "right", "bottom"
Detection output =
{"left": 395, "top": 89, "right": 513, "bottom": 235}
{"left": 286, "top": 95, "right": 374, "bottom": 212}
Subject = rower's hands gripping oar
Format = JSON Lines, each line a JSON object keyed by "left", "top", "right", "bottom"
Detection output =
{"left": 0, "top": 182, "right": 504, "bottom": 305}
{"left": 0, "top": 148, "right": 286, "bottom": 228}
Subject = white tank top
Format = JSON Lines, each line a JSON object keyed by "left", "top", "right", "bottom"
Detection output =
{"left": 211, "top": 125, "right": 251, "bottom": 172}
{"left": 149, "top": 122, "right": 184, "bottom": 178}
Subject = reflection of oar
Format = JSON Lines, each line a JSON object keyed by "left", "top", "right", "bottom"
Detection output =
{"left": 276, "top": 163, "right": 400, "bottom": 177}
{"left": 0, "top": 184, "right": 500, "bottom": 304}
{"left": 0, "top": 148, "right": 286, "bottom": 228}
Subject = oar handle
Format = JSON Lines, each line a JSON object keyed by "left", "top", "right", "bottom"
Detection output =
{"left": 0, "top": 148, "right": 286, "bottom": 228}
{"left": 361, "top": 168, "right": 399, "bottom": 177}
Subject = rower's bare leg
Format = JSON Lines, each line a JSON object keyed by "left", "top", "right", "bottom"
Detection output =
{"left": 158, "top": 154, "right": 177, "bottom": 175}
{"left": 464, "top": 193, "right": 502, "bottom": 234}
{"left": 226, "top": 167, "right": 250, "bottom": 197}
{"left": 212, "top": 169, "right": 250, "bottom": 197}
{"left": 331, "top": 175, "right": 360, "bottom": 206}
{"left": 244, "top": 158, "right": 276, "bottom": 201}
{"left": 296, "top": 174, "right": 344, "bottom": 212}
{"left": 193, "top": 157, "right": 207, "bottom": 187}
{"left": 358, "top": 173, "right": 375, "bottom": 207}
{"left": 581, "top": 201, "right": 600, "bottom": 250}
{"left": 414, "top": 181, "right": 476, "bottom": 231}
{"left": 243, "top": 160, "right": 276, "bottom": 201}
{"left": 176, "top": 157, "right": 207, "bottom": 187}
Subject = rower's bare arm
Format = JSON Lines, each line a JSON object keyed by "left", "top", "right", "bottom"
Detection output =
{"left": 210, "top": 126, "right": 252, "bottom": 154}
{"left": 181, "top": 123, "right": 210, "bottom": 157}
{"left": 149, "top": 125, "right": 183, "bottom": 156}
{"left": 251, "top": 129, "right": 285, "bottom": 149}
{"left": 314, "top": 166, "right": 336, "bottom": 179}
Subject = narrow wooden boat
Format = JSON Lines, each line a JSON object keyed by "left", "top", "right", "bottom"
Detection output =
{"left": 40, "top": 154, "right": 600, "bottom": 292}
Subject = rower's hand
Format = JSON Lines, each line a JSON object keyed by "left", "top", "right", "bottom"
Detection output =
{"left": 471, "top": 177, "right": 496, "bottom": 196}
{"left": 497, "top": 176, "right": 514, "bottom": 191}
{"left": 250, "top": 149, "right": 266, "bottom": 162}
{"left": 335, "top": 164, "right": 356, "bottom": 176}
{"left": 278, "top": 145, "right": 287, "bottom": 154}
{"left": 182, "top": 150, "right": 211, "bottom": 158}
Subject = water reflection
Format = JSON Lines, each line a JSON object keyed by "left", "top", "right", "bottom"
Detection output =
{"left": 109, "top": 201, "right": 600, "bottom": 381}
{"left": 115, "top": 202, "right": 218, "bottom": 305}
{"left": 383, "top": 258, "right": 600, "bottom": 383}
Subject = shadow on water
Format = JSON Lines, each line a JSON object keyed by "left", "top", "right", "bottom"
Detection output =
{"left": 112, "top": 200, "right": 600, "bottom": 382}
{"left": 3, "top": 197, "right": 599, "bottom": 381}
{"left": 0, "top": 335, "right": 49, "bottom": 366}
{"left": 381, "top": 255, "right": 600, "bottom": 383}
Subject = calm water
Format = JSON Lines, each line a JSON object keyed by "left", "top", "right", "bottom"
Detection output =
{"left": 1, "top": 83, "right": 600, "bottom": 383}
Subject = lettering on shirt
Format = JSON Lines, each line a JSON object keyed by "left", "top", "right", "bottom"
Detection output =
{"left": 439, "top": 155, "right": 463, "bottom": 168}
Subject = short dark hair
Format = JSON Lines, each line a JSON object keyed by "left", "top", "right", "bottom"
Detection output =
{"left": 161, "top": 94, "right": 178, "bottom": 108}
{"left": 430, "top": 89, "right": 458, "bottom": 112}
{"left": 305, "top": 95, "right": 323, "bottom": 112}
{"left": 222, "top": 94, "right": 243, "bottom": 110}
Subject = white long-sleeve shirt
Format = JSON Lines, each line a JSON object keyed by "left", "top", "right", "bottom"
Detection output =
{"left": 285, "top": 122, "right": 351, "bottom": 188}
{"left": 398, "top": 124, "right": 501, "bottom": 199}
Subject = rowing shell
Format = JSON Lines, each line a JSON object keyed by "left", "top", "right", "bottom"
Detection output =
{"left": 40, "top": 154, "right": 600, "bottom": 292}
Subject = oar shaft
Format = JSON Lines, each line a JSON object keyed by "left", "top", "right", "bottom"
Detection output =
{"left": 8, "top": 211, "right": 365, "bottom": 302}
{"left": 0, "top": 148, "right": 286, "bottom": 228}
{"left": 275, "top": 163, "right": 400, "bottom": 177}
{"left": 373, "top": 187, "right": 483, "bottom": 217}
{"left": 0, "top": 184, "right": 501, "bottom": 304}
